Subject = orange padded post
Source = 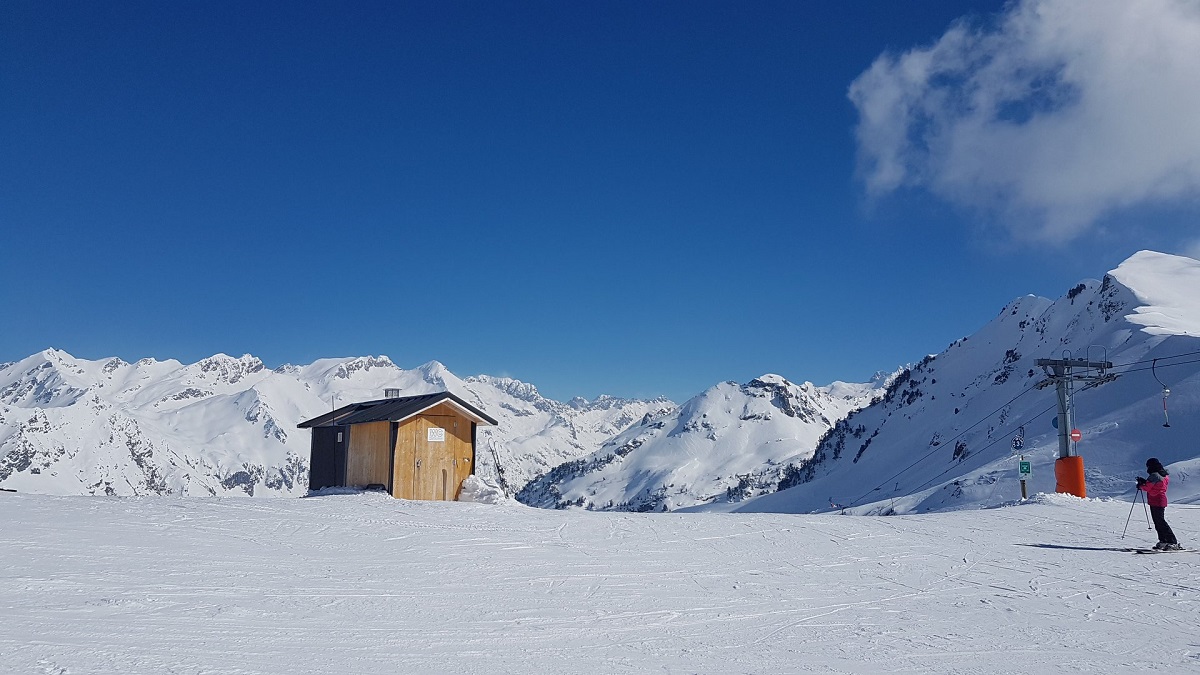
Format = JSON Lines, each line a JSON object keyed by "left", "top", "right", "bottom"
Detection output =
{"left": 1055, "top": 456, "right": 1086, "bottom": 498}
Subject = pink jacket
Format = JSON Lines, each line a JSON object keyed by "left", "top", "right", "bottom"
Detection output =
{"left": 1139, "top": 472, "right": 1169, "bottom": 508}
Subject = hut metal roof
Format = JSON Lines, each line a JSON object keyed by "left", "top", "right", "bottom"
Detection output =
{"left": 297, "top": 391, "right": 497, "bottom": 429}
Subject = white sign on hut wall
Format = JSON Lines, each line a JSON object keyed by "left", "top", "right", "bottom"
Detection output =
{"left": 427, "top": 427, "right": 446, "bottom": 443}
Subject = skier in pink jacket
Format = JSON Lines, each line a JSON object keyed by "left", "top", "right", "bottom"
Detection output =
{"left": 1137, "top": 457, "right": 1182, "bottom": 551}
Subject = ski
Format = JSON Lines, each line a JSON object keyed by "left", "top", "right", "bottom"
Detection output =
{"left": 1133, "top": 547, "right": 1190, "bottom": 554}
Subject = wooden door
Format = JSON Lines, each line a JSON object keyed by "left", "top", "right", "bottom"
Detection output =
{"left": 345, "top": 421, "right": 391, "bottom": 488}
{"left": 393, "top": 415, "right": 453, "bottom": 500}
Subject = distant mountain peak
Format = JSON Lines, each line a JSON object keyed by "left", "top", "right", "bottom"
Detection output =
{"left": 191, "top": 354, "right": 266, "bottom": 385}
{"left": 749, "top": 373, "right": 794, "bottom": 388}
{"left": 323, "top": 355, "right": 398, "bottom": 381}
{"left": 417, "top": 360, "right": 449, "bottom": 379}
{"left": 466, "top": 374, "right": 543, "bottom": 403}
{"left": 1108, "top": 250, "right": 1200, "bottom": 336}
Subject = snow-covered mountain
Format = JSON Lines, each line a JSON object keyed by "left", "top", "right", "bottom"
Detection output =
{"left": 517, "top": 373, "right": 890, "bottom": 511}
{"left": 720, "top": 250, "right": 1200, "bottom": 515}
{"left": 8, "top": 250, "right": 1197, "bottom": 514}
{"left": 0, "top": 353, "right": 672, "bottom": 496}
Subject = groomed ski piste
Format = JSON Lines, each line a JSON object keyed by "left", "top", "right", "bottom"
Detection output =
{"left": 3, "top": 489, "right": 1198, "bottom": 674}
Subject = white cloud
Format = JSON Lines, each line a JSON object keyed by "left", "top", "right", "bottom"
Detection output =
{"left": 850, "top": 0, "right": 1200, "bottom": 242}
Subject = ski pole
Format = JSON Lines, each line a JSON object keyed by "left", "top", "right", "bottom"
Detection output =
{"left": 1122, "top": 489, "right": 1139, "bottom": 538}
{"left": 1142, "top": 488, "right": 1152, "bottom": 529}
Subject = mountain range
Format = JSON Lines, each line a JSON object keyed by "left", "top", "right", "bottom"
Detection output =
{"left": 515, "top": 251, "right": 1200, "bottom": 513}
{"left": 516, "top": 374, "right": 889, "bottom": 511}
{"left": 0, "top": 353, "right": 671, "bottom": 497}
{"left": 4, "top": 250, "right": 1198, "bottom": 514}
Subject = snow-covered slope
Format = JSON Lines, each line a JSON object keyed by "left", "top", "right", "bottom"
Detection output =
{"left": 517, "top": 374, "right": 888, "bottom": 511}
{"left": 722, "top": 250, "right": 1200, "bottom": 515}
{"left": 4, "top": 491, "right": 1199, "bottom": 674}
{"left": 0, "top": 353, "right": 672, "bottom": 496}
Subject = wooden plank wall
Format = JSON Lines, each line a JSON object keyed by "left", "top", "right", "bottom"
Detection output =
{"left": 345, "top": 420, "right": 391, "bottom": 487}
{"left": 392, "top": 403, "right": 475, "bottom": 500}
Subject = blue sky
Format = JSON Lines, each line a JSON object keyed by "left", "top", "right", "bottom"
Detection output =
{"left": 4, "top": 1, "right": 1200, "bottom": 403}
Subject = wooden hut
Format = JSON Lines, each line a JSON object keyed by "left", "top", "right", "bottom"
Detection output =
{"left": 298, "top": 391, "right": 497, "bottom": 500}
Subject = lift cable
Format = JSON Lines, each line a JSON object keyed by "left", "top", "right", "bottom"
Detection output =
{"left": 1103, "top": 348, "right": 1200, "bottom": 372}
{"left": 905, "top": 402, "right": 1059, "bottom": 498}
{"left": 841, "top": 383, "right": 1042, "bottom": 509}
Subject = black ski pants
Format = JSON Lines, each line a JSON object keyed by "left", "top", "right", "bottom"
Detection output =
{"left": 1150, "top": 506, "right": 1178, "bottom": 545}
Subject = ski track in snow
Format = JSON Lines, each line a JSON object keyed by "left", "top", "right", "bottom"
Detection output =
{"left": 2, "top": 493, "right": 1199, "bottom": 674}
